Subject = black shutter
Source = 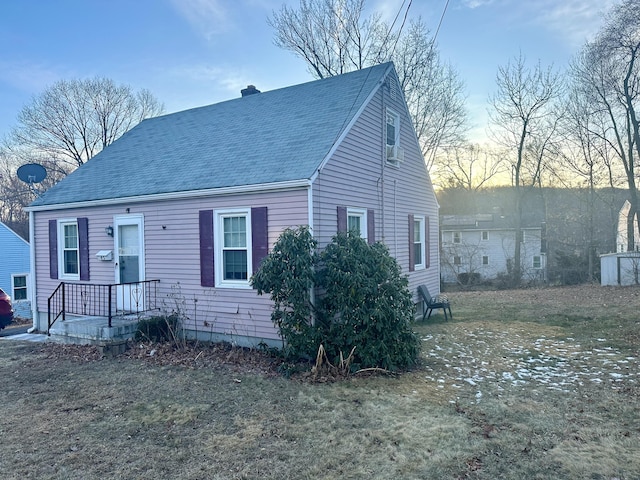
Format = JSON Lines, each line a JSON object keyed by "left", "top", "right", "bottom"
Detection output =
{"left": 251, "top": 207, "right": 268, "bottom": 273}
{"left": 78, "top": 217, "right": 90, "bottom": 281}
{"left": 408, "top": 214, "right": 415, "bottom": 272}
{"left": 49, "top": 220, "right": 58, "bottom": 279}
{"left": 199, "top": 210, "right": 214, "bottom": 287}
{"left": 425, "top": 216, "right": 430, "bottom": 268}
{"left": 367, "top": 209, "right": 375, "bottom": 244}
{"left": 337, "top": 206, "right": 347, "bottom": 233}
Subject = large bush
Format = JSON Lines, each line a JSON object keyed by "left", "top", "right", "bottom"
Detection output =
{"left": 251, "top": 227, "right": 318, "bottom": 359}
{"left": 252, "top": 228, "right": 420, "bottom": 371}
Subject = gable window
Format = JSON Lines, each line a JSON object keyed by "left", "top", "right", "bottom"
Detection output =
{"left": 453, "top": 231, "right": 461, "bottom": 244}
{"left": 533, "top": 255, "right": 542, "bottom": 269}
{"left": 482, "top": 255, "right": 489, "bottom": 265}
{"left": 386, "top": 109, "right": 401, "bottom": 163}
{"left": 12, "top": 274, "right": 28, "bottom": 301}
{"left": 481, "top": 231, "right": 489, "bottom": 241}
{"left": 413, "top": 216, "right": 426, "bottom": 270}
{"left": 59, "top": 220, "right": 79, "bottom": 279}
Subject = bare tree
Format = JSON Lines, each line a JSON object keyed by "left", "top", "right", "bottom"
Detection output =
{"left": 571, "top": 0, "right": 640, "bottom": 251}
{"left": 435, "top": 143, "right": 507, "bottom": 190}
{"left": 269, "top": 0, "right": 468, "bottom": 169}
{"left": 488, "top": 53, "right": 564, "bottom": 284}
{"left": 5, "top": 77, "right": 164, "bottom": 176}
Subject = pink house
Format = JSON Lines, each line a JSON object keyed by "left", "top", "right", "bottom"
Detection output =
{"left": 27, "top": 62, "right": 440, "bottom": 346}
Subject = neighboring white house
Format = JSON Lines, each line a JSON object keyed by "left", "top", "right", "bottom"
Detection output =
{"left": 0, "top": 222, "right": 31, "bottom": 318}
{"left": 440, "top": 214, "right": 546, "bottom": 284}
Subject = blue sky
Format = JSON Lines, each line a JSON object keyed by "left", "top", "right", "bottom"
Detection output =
{"left": 0, "top": 0, "right": 619, "bottom": 144}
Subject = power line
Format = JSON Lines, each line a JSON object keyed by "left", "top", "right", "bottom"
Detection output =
{"left": 433, "top": 0, "right": 450, "bottom": 44}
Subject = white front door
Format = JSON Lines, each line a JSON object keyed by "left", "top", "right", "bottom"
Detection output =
{"left": 115, "top": 215, "right": 145, "bottom": 312}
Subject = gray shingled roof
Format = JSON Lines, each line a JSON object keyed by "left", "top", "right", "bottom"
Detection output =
{"left": 31, "top": 63, "right": 392, "bottom": 207}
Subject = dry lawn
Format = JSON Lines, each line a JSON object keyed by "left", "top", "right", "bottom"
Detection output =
{"left": 0, "top": 284, "right": 639, "bottom": 479}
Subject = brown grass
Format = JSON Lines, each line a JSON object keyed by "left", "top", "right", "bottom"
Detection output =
{"left": 0, "top": 284, "right": 639, "bottom": 479}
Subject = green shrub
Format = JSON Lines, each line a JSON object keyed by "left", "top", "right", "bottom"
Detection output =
{"left": 318, "top": 234, "right": 420, "bottom": 371}
{"left": 251, "top": 226, "right": 319, "bottom": 359}
{"left": 251, "top": 228, "right": 420, "bottom": 371}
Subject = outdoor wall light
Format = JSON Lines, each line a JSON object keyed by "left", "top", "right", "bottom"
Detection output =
{"left": 105, "top": 226, "right": 114, "bottom": 237}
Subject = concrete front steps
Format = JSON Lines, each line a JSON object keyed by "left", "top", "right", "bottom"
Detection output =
{"left": 48, "top": 315, "right": 141, "bottom": 354}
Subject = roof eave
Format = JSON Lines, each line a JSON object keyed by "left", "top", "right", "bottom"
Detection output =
{"left": 26, "top": 179, "right": 312, "bottom": 212}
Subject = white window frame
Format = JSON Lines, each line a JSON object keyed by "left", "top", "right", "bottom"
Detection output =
{"left": 413, "top": 215, "right": 426, "bottom": 270}
{"left": 386, "top": 108, "right": 400, "bottom": 163}
{"left": 453, "top": 231, "right": 461, "bottom": 244}
{"left": 481, "top": 231, "right": 489, "bottom": 241}
{"left": 214, "top": 208, "right": 253, "bottom": 289}
{"left": 58, "top": 219, "right": 80, "bottom": 280}
{"left": 346, "top": 207, "right": 368, "bottom": 241}
{"left": 533, "top": 255, "right": 542, "bottom": 269}
{"left": 453, "top": 255, "right": 461, "bottom": 265}
{"left": 11, "top": 273, "right": 29, "bottom": 302}
{"left": 482, "top": 255, "right": 489, "bottom": 266}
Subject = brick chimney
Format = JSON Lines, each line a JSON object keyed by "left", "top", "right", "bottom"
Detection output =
{"left": 241, "top": 85, "right": 260, "bottom": 97}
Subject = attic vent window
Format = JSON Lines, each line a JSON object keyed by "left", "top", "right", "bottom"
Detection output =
{"left": 241, "top": 85, "right": 261, "bottom": 97}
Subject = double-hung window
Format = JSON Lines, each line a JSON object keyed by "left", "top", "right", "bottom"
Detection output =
{"left": 12, "top": 274, "right": 28, "bottom": 301}
{"left": 413, "top": 216, "right": 426, "bottom": 270}
{"left": 533, "top": 255, "right": 542, "bottom": 269}
{"left": 386, "top": 109, "right": 400, "bottom": 163}
{"left": 60, "top": 220, "right": 79, "bottom": 279}
{"left": 216, "top": 209, "right": 252, "bottom": 286}
{"left": 453, "top": 231, "right": 461, "bottom": 244}
{"left": 219, "top": 212, "right": 250, "bottom": 282}
{"left": 347, "top": 207, "right": 367, "bottom": 241}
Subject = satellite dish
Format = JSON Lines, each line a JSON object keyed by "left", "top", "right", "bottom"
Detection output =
{"left": 17, "top": 163, "right": 47, "bottom": 184}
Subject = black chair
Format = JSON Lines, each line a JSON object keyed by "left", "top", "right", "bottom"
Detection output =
{"left": 418, "top": 285, "right": 452, "bottom": 321}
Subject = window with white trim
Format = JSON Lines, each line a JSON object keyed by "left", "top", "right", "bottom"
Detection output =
{"left": 413, "top": 215, "right": 426, "bottom": 270}
{"left": 481, "top": 231, "right": 489, "bottom": 241}
{"left": 453, "top": 231, "right": 461, "bottom": 244}
{"left": 215, "top": 209, "right": 252, "bottom": 287}
{"left": 453, "top": 255, "right": 461, "bottom": 265}
{"left": 482, "top": 255, "right": 489, "bottom": 265}
{"left": 533, "top": 255, "right": 542, "bottom": 269}
{"left": 347, "top": 207, "right": 367, "bottom": 241}
{"left": 386, "top": 109, "right": 400, "bottom": 163}
{"left": 12, "top": 274, "right": 28, "bottom": 301}
{"left": 59, "top": 220, "right": 79, "bottom": 279}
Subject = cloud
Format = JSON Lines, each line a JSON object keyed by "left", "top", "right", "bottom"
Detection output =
{"left": 169, "top": 0, "right": 232, "bottom": 39}
{"left": 0, "top": 60, "right": 66, "bottom": 93}
{"left": 461, "top": 0, "right": 498, "bottom": 8}
{"left": 533, "top": 0, "right": 619, "bottom": 46}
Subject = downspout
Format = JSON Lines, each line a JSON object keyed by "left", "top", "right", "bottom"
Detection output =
{"left": 27, "top": 210, "right": 38, "bottom": 333}
{"left": 309, "top": 177, "right": 316, "bottom": 326}
{"left": 381, "top": 79, "right": 386, "bottom": 244}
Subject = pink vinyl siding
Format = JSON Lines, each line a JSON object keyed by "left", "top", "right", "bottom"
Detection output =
{"left": 312, "top": 75, "right": 440, "bottom": 301}
{"left": 32, "top": 188, "right": 309, "bottom": 340}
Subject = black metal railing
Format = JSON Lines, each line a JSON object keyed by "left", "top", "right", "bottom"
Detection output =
{"left": 47, "top": 280, "right": 160, "bottom": 334}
